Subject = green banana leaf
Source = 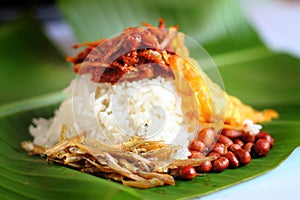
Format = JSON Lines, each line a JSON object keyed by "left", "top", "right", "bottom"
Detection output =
{"left": 0, "top": 17, "right": 74, "bottom": 105}
{"left": 1, "top": 0, "right": 300, "bottom": 199}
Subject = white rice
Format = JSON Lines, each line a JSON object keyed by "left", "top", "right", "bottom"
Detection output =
{"left": 242, "top": 119, "right": 262, "bottom": 135}
{"left": 29, "top": 74, "right": 197, "bottom": 159}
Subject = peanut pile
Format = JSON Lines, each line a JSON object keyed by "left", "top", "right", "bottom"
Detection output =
{"left": 183, "top": 128, "right": 274, "bottom": 177}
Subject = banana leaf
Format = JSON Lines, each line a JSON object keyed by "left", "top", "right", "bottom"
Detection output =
{"left": 1, "top": 0, "right": 300, "bottom": 199}
{"left": 0, "top": 17, "right": 74, "bottom": 105}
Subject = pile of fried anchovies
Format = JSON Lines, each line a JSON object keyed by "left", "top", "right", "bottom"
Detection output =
{"left": 21, "top": 125, "right": 215, "bottom": 188}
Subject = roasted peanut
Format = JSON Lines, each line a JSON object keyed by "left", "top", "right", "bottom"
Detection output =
{"left": 225, "top": 151, "right": 239, "bottom": 168}
{"left": 244, "top": 142, "right": 254, "bottom": 153}
{"left": 217, "top": 135, "right": 233, "bottom": 146}
{"left": 189, "top": 140, "right": 206, "bottom": 152}
{"left": 188, "top": 150, "right": 204, "bottom": 159}
{"left": 242, "top": 132, "right": 255, "bottom": 143}
{"left": 233, "top": 149, "right": 251, "bottom": 165}
{"left": 197, "top": 160, "right": 212, "bottom": 173}
{"left": 211, "top": 143, "right": 227, "bottom": 155}
{"left": 212, "top": 157, "right": 229, "bottom": 172}
{"left": 197, "top": 128, "right": 217, "bottom": 147}
{"left": 234, "top": 139, "right": 244, "bottom": 147}
{"left": 256, "top": 131, "right": 274, "bottom": 147}
{"left": 179, "top": 166, "right": 196, "bottom": 180}
{"left": 228, "top": 144, "right": 242, "bottom": 152}
{"left": 221, "top": 129, "right": 243, "bottom": 139}
{"left": 253, "top": 139, "right": 270, "bottom": 156}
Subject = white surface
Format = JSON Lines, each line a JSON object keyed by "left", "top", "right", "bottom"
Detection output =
{"left": 198, "top": 1, "right": 300, "bottom": 199}
{"left": 240, "top": 0, "right": 300, "bottom": 58}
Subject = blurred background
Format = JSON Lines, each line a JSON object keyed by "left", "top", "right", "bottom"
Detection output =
{"left": 0, "top": 0, "right": 299, "bottom": 107}
{"left": 0, "top": 0, "right": 75, "bottom": 105}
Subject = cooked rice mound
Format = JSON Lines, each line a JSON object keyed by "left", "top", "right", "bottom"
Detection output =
{"left": 30, "top": 75, "right": 195, "bottom": 159}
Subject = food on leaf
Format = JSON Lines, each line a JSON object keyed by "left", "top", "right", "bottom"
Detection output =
{"left": 22, "top": 19, "right": 278, "bottom": 188}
